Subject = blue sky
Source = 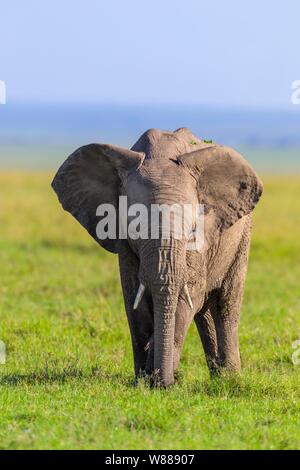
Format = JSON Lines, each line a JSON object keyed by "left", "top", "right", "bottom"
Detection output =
{"left": 1, "top": 0, "right": 299, "bottom": 108}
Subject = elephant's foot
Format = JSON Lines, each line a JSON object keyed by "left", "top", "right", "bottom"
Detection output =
{"left": 206, "top": 356, "right": 222, "bottom": 377}
{"left": 211, "top": 356, "right": 241, "bottom": 377}
{"left": 203, "top": 348, "right": 241, "bottom": 377}
{"left": 134, "top": 369, "right": 175, "bottom": 388}
{"left": 151, "top": 369, "right": 175, "bottom": 388}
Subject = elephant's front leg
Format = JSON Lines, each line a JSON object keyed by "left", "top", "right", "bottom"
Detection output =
{"left": 173, "top": 297, "right": 195, "bottom": 373}
{"left": 118, "top": 245, "right": 153, "bottom": 378}
{"left": 194, "top": 304, "right": 219, "bottom": 374}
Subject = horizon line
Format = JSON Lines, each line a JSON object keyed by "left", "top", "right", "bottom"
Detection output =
{"left": 1, "top": 100, "right": 300, "bottom": 114}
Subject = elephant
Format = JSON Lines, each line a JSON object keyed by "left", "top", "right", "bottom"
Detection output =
{"left": 52, "top": 127, "right": 263, "bottom": 387}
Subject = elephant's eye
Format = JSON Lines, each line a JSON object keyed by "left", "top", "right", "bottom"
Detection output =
{"left": 239, "top": 181, "right": 248, "bottom": 191}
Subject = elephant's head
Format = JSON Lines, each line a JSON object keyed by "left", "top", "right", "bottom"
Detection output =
{"left": 52, "top": 128, "right": 263, "bottom": 386}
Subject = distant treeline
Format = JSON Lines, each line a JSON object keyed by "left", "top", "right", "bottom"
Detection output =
{"left": 0, "top": 103, "right": 300, "bottom": 148}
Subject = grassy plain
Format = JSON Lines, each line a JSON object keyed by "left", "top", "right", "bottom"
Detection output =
{"left": 0, "top": 172, "right": 299, "bottom": 449}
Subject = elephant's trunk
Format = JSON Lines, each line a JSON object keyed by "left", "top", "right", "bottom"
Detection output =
{"left": 152, "top": 284, "right": 178, "bottom": 387}
{"left": 141, "top": 239, "right": 185, "bottom": 387}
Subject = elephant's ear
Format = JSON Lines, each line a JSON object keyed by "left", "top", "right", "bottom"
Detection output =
{"left": 178, "top": 144, "right": 263, "bottom": 244}
{"left": 52, "top": 143, "right": 145, "bottom": 253}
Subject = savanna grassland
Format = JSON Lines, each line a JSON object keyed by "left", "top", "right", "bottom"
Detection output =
{"left": 0, "top": 172, "right": 300, "bottom": 450}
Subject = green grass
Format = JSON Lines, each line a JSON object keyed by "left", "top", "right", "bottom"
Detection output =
{"left": 0, "top": 172, "right": 300, "bottom": 450}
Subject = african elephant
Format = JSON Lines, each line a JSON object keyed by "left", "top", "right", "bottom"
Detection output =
{"left": 52, "top": 128, "right": 263, "bottom": 387}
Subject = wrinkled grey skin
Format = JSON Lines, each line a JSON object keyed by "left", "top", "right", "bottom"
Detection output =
{"left": 52, "top": 128, "right": 263, "bottom": 387}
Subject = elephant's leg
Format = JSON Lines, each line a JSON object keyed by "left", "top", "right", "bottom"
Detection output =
{"left": 213, "top": 300, "right": 241, "bottom": 372}
{"left": 118, "top": 245, "right": 153, "bottom": 378}
{"left": 213, "top": 234, "right": 250, "bottom": 372}
{"left": 194, "top": 299, "right": 219, "bottom": 374}
{"left": 145, "top": 334, "right": 154, "bottom": 375}
{"left": 173, "top": 298, "right": 195, "bottom": 373}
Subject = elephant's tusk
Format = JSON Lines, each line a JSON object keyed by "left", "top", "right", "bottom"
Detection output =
{"left": 183, "top": 284, "right": 193, "bottom": 309}
{"left": 133, "top": 283, "right": 146, "bottom": 310}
